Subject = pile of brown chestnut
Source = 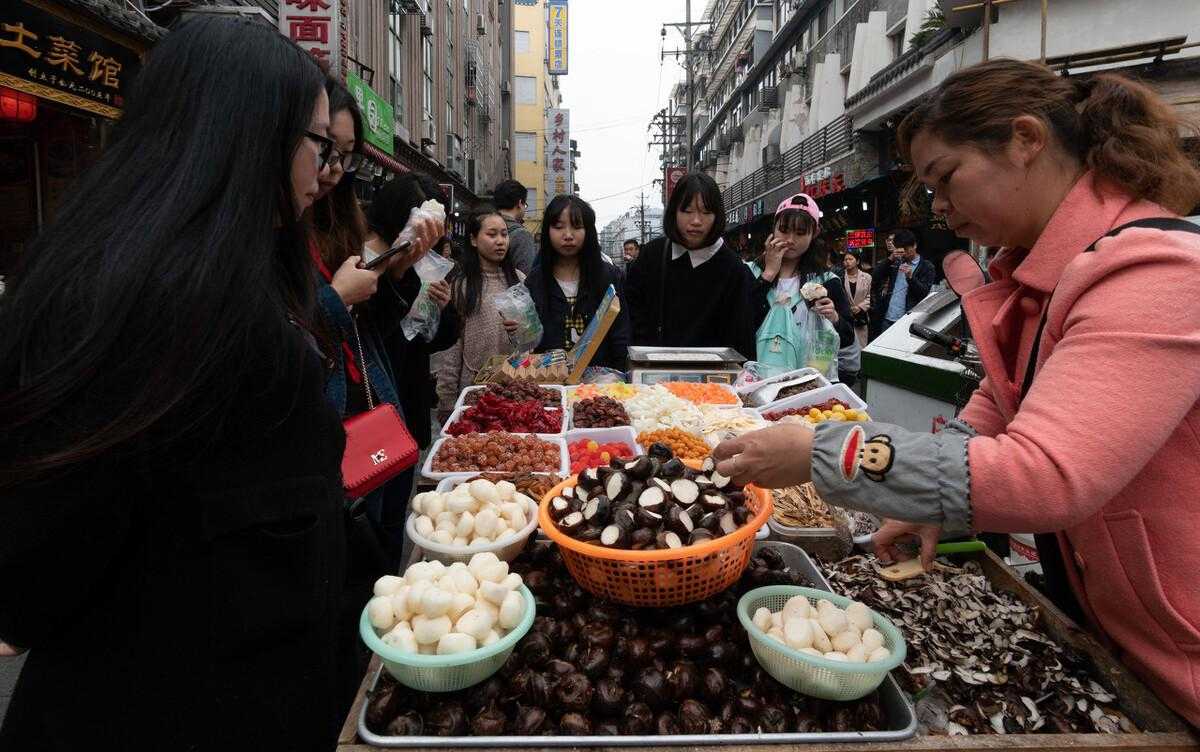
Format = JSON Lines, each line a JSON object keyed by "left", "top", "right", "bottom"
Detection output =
{"left": 547, "top": 444, "right": 755, "bottom": 550}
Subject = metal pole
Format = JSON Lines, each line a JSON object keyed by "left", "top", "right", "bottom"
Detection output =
{"left": 981, "top": 0, "right": 992, "bottom": 61}
{"left": 1040, "top": 0, "right": 1048, "bottom": 63}
{"left": 685, "top": 0, "right": 695, "bottom": 173}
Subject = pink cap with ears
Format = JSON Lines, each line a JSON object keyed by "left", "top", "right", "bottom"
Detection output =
{"left": 774, "top": 193, "right": 822, "bottom": 229}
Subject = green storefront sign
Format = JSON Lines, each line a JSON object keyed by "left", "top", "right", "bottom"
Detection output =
{"left": 346, "top": 71, "right": 394, "bottom": 156}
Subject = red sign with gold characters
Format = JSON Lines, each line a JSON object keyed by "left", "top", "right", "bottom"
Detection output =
{"left": 0, "top": 1, "right": 141, "bottom": 119}
{"left": 845, "top": 228, "right": 875, "bottom": 249}
{"left": 278, "top": 0, "right": 341, "bottom": 73}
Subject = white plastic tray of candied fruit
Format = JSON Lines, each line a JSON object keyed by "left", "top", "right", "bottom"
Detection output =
{"left": 422, "top": 433, "right": 569, "bottom": 481}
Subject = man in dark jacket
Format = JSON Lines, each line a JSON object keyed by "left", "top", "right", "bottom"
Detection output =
{"left": 874, "top": 228, "right": 936, "bottom": 333}
{"left": 494, "top": 179, "right": 537, "bottom": 274}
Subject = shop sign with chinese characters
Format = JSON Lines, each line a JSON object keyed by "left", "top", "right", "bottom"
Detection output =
{"left": 347, "top": 70, "right": 393, "bottom": 155}
{"left": 547, "top": 0, "right": 568, "bottom": 76}
{"left": 0, "top": 1, "right": 141, "bottom": 120}
{"left": 545, "top": 108, "right": 572, "bottom": 197}
{"left": 278, "top": 0, "right": 340, "bottom": 74}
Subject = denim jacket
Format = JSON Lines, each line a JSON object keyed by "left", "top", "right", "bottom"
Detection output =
{"left": 315, "top": 277, "right": 407, "bottom": 419}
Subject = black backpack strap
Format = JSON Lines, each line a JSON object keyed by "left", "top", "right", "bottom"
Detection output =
{"left": 1019, "top": 217, "right": 1200, "bottom": 626}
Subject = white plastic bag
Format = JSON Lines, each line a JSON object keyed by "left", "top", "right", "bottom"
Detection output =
{"left": 398, "top": 201, "right": 452, "bottom": 342}
{"left": 493, "top": 283, "right": 543, "bottom": 354}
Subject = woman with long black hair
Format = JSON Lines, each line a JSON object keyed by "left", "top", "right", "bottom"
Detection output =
{"left": 526, "top": 194, "right": 630, "bottom": 370}
{"left": 0, "top": 17, "right": 351, "bottom": 750}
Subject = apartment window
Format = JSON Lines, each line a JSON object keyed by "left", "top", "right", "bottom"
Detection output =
{"left": 388, "top": 14, "right": 405, "bottom": 126}
{"left": 525, "top": 188, "right": 537, "bottom": 213}
{"left": 515, "top": 30, "right": 530, "bottom": 53}
{"left": 515, "top": 75, "right": 536, "bottom": 104}
{"left": 422, "top": 36, "right": 434, "bottom": 122}
{"left": 515, "top": 131, "right": 536, "bottom": 162}
{"left": 890, "top": 23, "right": 906, "bottom": 58}
{"left": 818, "top": 6, "right": 830, "bottom": 38}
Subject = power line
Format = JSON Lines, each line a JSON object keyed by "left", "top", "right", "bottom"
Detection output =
{"left": 584, "top": 181, "right": 655, "bottom": 203}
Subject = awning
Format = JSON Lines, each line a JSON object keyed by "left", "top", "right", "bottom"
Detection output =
{"left": 362, "top": 142, "right": 407, "bottom": 175}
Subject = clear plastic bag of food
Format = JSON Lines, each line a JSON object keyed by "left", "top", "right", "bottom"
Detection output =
{"left": 493, "top": 282, "right": 543, "bottom": 354}
{"left": 803, "top": 309, "right": 840, "bottom": 382}
{"left": 400, "top": 242, "right": 454, "bottom": 342}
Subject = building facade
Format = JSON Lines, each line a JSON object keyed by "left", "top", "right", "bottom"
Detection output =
{"left": 677, "top": 0, "right": 1200, "bottom": 264}
{"left": 511, "top": 0, "right": 562, "bottom": 238}
{"left": 0, "top": 0, "right": 164, "bottom": 277}
{"left": 601, "top": 204, "right": 664, "bottom": 268}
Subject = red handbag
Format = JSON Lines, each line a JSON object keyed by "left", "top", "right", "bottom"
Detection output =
{"left": 341, "top": 318, "right": 418, "bottom": 498}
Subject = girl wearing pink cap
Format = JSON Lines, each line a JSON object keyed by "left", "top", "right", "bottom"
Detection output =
{"left": 752, "top": 193, "right": 857, "bottom": 362}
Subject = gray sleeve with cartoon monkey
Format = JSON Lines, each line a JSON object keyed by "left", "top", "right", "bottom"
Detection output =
{"left": 809, "top": 419, "right": 975, "bottom": 536}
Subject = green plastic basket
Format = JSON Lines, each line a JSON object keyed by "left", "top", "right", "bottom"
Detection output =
{"left": 359, "top": 585, "right": 535, "bottom": 692}
{"left": 737, "top": 585, "right": 906, "bottom": 701}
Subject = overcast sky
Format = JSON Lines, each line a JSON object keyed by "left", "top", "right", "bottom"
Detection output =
{"left": 558, "top": 0, "right": 690, "bottom": 227}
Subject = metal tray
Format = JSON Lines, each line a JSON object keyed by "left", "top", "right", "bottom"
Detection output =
{"left": 359, "top": 541, "right": 917, "bottom": 747}
{"left": 627, "top": 346, "right": 746, "bottom": 365}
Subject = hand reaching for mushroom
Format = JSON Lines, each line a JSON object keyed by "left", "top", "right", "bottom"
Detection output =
{"left": 872, "top": 519, "right": 942, "bottom": 571}
{"left": 712, "top": 423, "right": 815, "bottom": 489}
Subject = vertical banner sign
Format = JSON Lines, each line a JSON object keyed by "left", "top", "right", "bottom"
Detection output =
{"left": 279, "top": 0, "right": 341, "bottom": 74}
{"left": 664, "top": 165, "right": 686, "bottom": 205}
{"left": 546, "top": 108, "right": 572, "bottom": 197}
{"left": 347, "top": 71, "right": 394, "bottom": 155}
{"left": 547, "top": 0, "right": 568, "bottom": 75}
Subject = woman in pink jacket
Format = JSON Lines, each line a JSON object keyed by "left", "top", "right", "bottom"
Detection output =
{"left": 714, "top": 58, "right": 1200, "bottom": 725}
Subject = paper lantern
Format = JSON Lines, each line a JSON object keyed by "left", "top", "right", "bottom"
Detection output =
{"left": 0, "top": 87, "right": 37, "bottom": 123}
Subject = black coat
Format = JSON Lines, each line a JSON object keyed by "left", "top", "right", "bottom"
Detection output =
{"left": 524, "top": 261, "right": 632, "bottom": 371}
{"left": 382, "top": 266, "right": 461, "bottom": 449}
{"left": 873, "top": 255, "right": 937, "bottom": 320}
{"left": 625, "top": 243, "right": 758, "bottom": 361}
{"left": 0, "top": 324, "right": 351, "bottom": 752}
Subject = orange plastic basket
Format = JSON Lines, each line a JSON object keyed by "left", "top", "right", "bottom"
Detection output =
{"left": 537, "top": 463, "right": 773, "bottom": 607}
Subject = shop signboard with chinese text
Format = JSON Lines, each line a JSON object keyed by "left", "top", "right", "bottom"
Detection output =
{"left": 545, "top": 108, "right": 572, "bottom": 197}
{"left": 547, "top": 0, "right": 568, "bottom": 76}
{"left": 278, "top": 0, "right": 340, "bottom": 74}
{"left": 0, "top": 1, "right": 141, "bottom": 120}
{"left": 799, "top": 165, "right": 845, "bottom": 198}
{"left": 664, "top": 165, "right": 685, "bottom": 205}
{"left": 845, "top": 229, "right": 875, "bottom": 249}
{"left": 347, "top": 70, "right": 393, "bottom": 155}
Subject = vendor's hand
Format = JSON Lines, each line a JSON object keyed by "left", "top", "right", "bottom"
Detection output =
{"left": 0, "top": 640, "right": 27, "bottom": 657}
{"left": 712, "top": 423, "right": 814, "bottom": 489}
{"left": 428, "top": 279, "right": 451, "bottom": 309}
{"left": 502, "top": 318, "right": 519, "bottom": 335}
{"left": 331, "top": 256, "right": 381, "bottom": 306}
{"left": 873, "top": 520, "right": 942, "bottom": 571}
{"left": 813, "top": 297, "right": 838, "bottom": 324}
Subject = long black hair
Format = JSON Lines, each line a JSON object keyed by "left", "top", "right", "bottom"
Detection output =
{"left": 538, "top": 194, "right": 606, "bottom": 310}
{"left": 0, "top": 16, "right": 325, "bottom": 485}
{"left": 312, "top": 76, "right": 367, "bottom": 268}
{"left": 453, "top": 206, "right": 518, "bottom": 317}
{"left": 367, "top": 173, "right": 448, "bottom": 246}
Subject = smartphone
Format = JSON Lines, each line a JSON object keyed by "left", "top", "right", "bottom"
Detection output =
{"left": 360, "top": 240, "right": 412, "bottom": 271}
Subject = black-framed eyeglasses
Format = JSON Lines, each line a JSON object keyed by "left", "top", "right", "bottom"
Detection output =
{"left": 329, "top": 147, "right": 367, "bottom": 173}
{"left": 304, "top": 130, "right": 336, "bottom": 169}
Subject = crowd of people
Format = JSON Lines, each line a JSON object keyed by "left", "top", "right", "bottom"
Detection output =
{"left": 3, "top": 13, "right": 1200, "bottom": 751}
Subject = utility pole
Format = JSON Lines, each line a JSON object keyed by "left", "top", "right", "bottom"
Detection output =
{"left": 663, "top": 8, "right": 710, "bottom": 174}
{"left": 637, "top": 192, "right": 648, "bottom": 245}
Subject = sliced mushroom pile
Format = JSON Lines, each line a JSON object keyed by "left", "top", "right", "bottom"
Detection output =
{"left": 825, "top": 556, "right": 1134, "bottom": 735}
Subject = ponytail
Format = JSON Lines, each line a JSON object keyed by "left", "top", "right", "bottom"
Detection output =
{"left": 899, "top": 59, "right": 1200, "bottom": 215}
{"left": 1077, "top": 74, "right": 1200, "bottom": 215}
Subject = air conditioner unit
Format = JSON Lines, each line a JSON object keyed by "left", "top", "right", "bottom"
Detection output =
{"left": 500, "top": 80, "right": 510, "bottom": 94}
{"left": 501, "top": 138, "right": 510, "bottom": 151}
{"left": 422, "top": 119, "right": 436, "bottom": 145}
{"left": 420, "top": 13, "right": 433, "bottom": 36}
{"left": 476, "top": 13, "right": 486, "bottom": 35}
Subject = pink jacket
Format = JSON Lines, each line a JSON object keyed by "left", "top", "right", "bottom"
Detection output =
{"left": 959, "top": 172, "right": 1200, "bottom": 725}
